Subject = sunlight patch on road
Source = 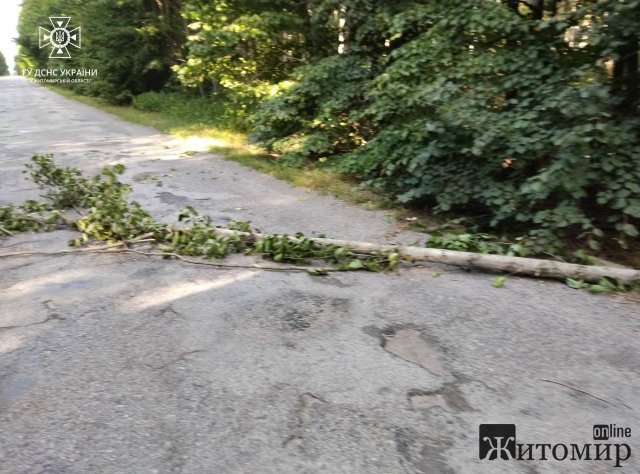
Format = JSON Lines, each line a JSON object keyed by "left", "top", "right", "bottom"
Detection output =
{"left": 3, "top": 268, "right": 90, "bottom": 299}
{"left": 0, "top": 333, "right": 26, "bottom": 355}
{"left": 126, "top": 270, "right": 257, "bottom": 310}
{"left": 182, "top": 135, "right": 229, "bottom": 151}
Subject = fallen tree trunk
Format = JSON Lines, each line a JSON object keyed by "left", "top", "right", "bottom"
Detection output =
{"left": 212, "top": 228, "right": 640, "bottom": 284}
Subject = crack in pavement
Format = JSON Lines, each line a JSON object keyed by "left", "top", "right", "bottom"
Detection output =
{"left": 0, "top": 313, "right": 65, "bottom": 332}
{"left": 282, "top": 392, "right": 328, "bottom": 451}
{"left": 138, "top": 350, "right": 207, "bottom": 371}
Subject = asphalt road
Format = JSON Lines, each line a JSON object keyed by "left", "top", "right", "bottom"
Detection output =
{"left": 0, "top": 77, "right": 638, "bottom": 473}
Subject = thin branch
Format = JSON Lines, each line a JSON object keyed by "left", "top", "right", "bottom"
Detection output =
{"left": 0, "top": 245, "right": 333, "bottom": 273}
{"left": 116, "top": 248, "right": 332, "bottom": 272}
{"left": 541, "top": 379, "right": 632, "bottom": 410}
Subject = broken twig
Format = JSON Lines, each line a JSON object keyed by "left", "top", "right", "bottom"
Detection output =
{"left": 541, "top": 379, "right": 631, "bottom": 410}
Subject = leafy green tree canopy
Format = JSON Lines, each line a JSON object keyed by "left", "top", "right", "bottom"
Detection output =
{"left": 0, "top": 51, "right": 9, "bottom": 76}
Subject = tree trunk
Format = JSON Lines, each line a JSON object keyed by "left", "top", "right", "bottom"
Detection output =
{"left": 502, "top": 0, "right": 520, "bottom": 103}
{"left": 625, "top": 35, "right": 639, "bottom": 112}
{"left": 211, "top": 228, "right": 640, "bottom": 284}
{"left": 531, "top": 0, "right": 544, "bottom": 20}
{"left": 613, "top": 37, "right": 639, "bottom": 114}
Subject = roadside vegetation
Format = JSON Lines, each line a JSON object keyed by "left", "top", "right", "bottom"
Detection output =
{"left": 0, "top": 51, "right": 9, "bottom": 76}
{"left": 15, "top": 1, "right": 640, "bottom": 267}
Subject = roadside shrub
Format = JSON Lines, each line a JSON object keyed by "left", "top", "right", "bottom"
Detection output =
{"left": 132, "top": 91, "right": 168, "bottom": 112}
{"left": 253, "top": 1, "right": 640, "bottom": 250}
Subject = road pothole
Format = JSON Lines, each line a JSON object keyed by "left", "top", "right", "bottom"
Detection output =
{"left": 408, "top": 383, "right": 472, "bottom": 412}
{"left": 380, "top": 326, "right": 454, "bottom": 381}
{"left": 156, "top": 191, "right": 189, "bottom": 205}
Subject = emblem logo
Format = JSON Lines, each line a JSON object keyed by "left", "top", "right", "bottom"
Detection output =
{"left": 39, "top": 17, "right": 81, "bottom": 59}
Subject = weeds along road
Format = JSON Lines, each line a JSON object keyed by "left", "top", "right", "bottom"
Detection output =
{"left": 0, "top": 77, "right": 638, "bottom": 473}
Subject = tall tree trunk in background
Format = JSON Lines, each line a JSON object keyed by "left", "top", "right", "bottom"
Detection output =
{"left": 628, "top": 35, "right": 639, "bottom": 113}
{"left": 296, "top": 0, "right": 333, "bottom": 61}
{"left": 502, "top": 0, "right": 520, "bottom": 103}
{"left": 613, "top": 34, "right": 639, "bottom": 115}
{"left": 531, "top": 0, "right": 544, "bottom": 20}
{"left": 611, "top": 2, "right": 639, "bottom": 115}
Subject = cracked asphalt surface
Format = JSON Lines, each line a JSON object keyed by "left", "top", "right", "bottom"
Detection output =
{"left": 1, "top": 77, "right": 638, "bottom": 473}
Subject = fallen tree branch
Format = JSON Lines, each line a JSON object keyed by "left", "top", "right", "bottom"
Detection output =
{"left": 210, "top": 228, "right": 640, "bottom": 284}
{"left": 2, "top": 222, "right": 639, "bottom": 282}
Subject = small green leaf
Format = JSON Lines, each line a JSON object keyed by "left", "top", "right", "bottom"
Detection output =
{"left": 566, "top": 278, "right": 586, "bottom": 289}
{"left": 333, "top": 247, "right": 347, "bottom": 259}
{"left": 492, "top": 276, "right": 506, "bottom": 288}
{"left": 587, "top": 239, "right": 601, "bottom": 251}
{"left": 307, "top": 267, "right": 329, "bottom": 276}
{"left": 621, "top": 223, "right": 639, "bottom": 237}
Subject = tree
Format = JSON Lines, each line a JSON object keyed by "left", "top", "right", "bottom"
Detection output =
{"left": 0, "top": 51, "right": 9, "bottom": 76}
{"left": 173, "top": 0, "right": 326, "bottom": 107}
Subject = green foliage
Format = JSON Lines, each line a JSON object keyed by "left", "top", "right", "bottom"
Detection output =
{"left": 227, "top": 220, "right": 254, "bottom": 233}
{"left": 253, "top": 233, "right": 400, "bottom": 271}
{"left": 425, "top": 232, "right": 535, "bottom": 257}
{"left": 0, "top": 203, "right": 62, "bottom": 233}
{"left": 73, "top": 165, "right": 158, "bottom": 244}
{"left": 0, "top": 51, "right": 9, "bottom": 76}
{"left": 3, "top": 155, "right": 635, "bottom": 291}
{"left": 21, "top": 154, "right": 156, "bottom": 244}
{"left": 251, "top": 54, "right": 376, "bottom": 162}
{"left": 157, "top": 207, "right": 247, "bottom": 258}
{"left": 174, "top": 0, "right": 334, "bottom": 108}
{"left": 566, "top": 277, "right": 632, "bottom": 294}
{"left": 492, "top": 276, "right": 507, "bottom": 288}
{"left": 254, "top": 0, "right": 640, "bottom": 252}
{"left": 3, "top": 155, "right": 401, "bottom": 275}
{"left": 25, "top": 154, "right": 92, "bottom": 208}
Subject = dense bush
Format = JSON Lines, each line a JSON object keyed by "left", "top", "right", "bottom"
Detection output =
{"left": 253, "top": 0, "right": 640, "bottom": 250}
